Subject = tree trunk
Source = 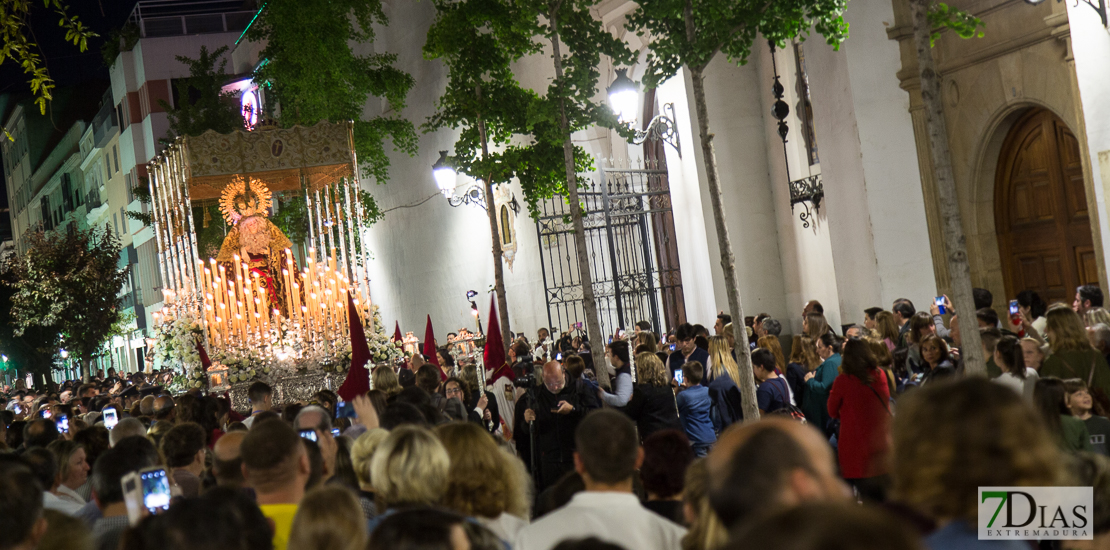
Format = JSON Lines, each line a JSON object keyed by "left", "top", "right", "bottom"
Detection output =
{"left": 82, "top": 357, "right": 91, "bottom": 383}
{"left": 910, "top": 0, "right": 984, "bottom": 374}
{"left": 687, "top": 65, "right": 759, "bottom": 421}
{"left": 549, "top": 14, "right": 610, "bottom": 390}
{"left": 476, "top": 85, "right": 514, "bottom": 352}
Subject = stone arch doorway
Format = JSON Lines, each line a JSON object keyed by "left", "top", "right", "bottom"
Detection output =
{"left": 994, "top": 108, "right": 1097, "bottom": 304}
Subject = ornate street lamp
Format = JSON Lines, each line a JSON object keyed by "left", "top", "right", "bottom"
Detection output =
{"left": 1025, "top": 0, "right": 1106, "bottom": 27}
{"left": 607, "top": 69, "right": 682, "bottom": 156}
{"left": 769, "top": 42, "right": 824, "bottom": 228}
{"left": 432, "top": 150, "right": 486, "bottom": 209}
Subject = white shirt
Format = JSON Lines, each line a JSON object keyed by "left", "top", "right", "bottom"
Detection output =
{"left": 515, "top": 492, "right": 686, "bottom": 550}
{"left": 56, "top": 484, "right": 86, "bottom": 506}
{"left": 478, "top": 512, "right": 528, "bottom": 543}
{"left": 994, "top": 368, "right": 1039, "bottom": 400}
{"left": 43, "top": 491, "right": 84, "bottom": 515}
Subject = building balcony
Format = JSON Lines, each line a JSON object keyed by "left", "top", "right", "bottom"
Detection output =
{"left": 128, "top": 0, "right": 257, "bottom": 38}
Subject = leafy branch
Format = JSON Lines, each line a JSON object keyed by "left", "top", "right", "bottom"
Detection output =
{"left": 0, "top": 0, "right": 99, "bottom": 138}
{"left": 927, "top": 2, "right": 985, "bottom": 46}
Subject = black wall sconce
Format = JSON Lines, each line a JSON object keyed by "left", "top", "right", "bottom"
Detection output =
{"left": 769, "top": 42, "right": 824, "bottom": 228}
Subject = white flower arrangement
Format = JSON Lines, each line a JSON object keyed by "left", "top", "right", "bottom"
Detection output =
{"left": 153, "top": 301, "right": 404, "bottom": 390}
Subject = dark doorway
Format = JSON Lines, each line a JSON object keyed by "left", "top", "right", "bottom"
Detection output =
{"left": 995, "top": 108, "right": 1097, "bottom": 304}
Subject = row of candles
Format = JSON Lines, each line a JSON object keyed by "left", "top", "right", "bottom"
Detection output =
{"left": 154, "top": 247, "right": 369, "bottom": 353}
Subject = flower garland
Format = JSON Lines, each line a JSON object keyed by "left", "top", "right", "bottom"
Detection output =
{"left": 152, "top": 301, "right": 404, "bottom": 389}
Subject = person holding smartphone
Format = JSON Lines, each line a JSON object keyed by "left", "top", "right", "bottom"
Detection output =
{"left": 520, "top": 361, "right": 584, "bottom": 492}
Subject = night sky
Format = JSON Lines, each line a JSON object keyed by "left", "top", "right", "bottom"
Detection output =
{"left": 0, "top": 1, "right": 138, "bottom": 224}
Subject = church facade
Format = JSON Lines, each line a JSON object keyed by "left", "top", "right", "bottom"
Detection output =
{"left": 222, "top": 0, "right": 1110, "bottom": 339}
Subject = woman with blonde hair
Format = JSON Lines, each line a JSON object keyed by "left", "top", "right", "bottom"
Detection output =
{"left": 706, "top": 336, "right": 744, "bottom": 430}
{"left": 1087, "top": 307, "right": 1110, "bottom": 329}
{"left": 1041, "top": 304, "right": 1110, "bottom": 401}
{"left": 436, "top": 422, "right": 530, "bottom": 542}
{"left": 371, "top": 367, "right": 402, "bottom": 399}
{"left": 892, "top": 378, "right": 1067, "bottom": 546}
{"left": 680, "top": 459, "right": 728, "bottom": 550}
{"left": 349, "top": 428, "right": 389, "bottom": 519}
{"left": 368, "top": 425, "right": 450, "bottom": 529}
{"left": 873, "top": 311, "right": 899, "bottom": 351}
{"left": 288, "top": 485, "right": 368, "bottom": 550}
{"left": 624, "top": 352, "right": 682, "bottom": 441}
{"left": 636, "top": 331, "right": 659, "bottom": 353}
{"left": 45, "top": 440, "right": 88, "bottom": 508}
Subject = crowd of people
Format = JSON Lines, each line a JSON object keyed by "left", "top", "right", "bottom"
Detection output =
{"left": 3, "top": 284, "right": 1110, "bottom": 550}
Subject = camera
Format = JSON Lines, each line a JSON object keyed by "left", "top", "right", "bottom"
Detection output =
{"left": 513, "top": 374, "right": 536, "bottom": 388}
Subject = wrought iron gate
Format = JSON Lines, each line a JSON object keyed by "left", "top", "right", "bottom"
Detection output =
{"left": 535, "top": 161, "right": 686, "bottom": 340}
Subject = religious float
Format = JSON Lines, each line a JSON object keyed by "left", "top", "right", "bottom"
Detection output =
{"left": 145, "top": 121, "right": 403, "bottom": 405}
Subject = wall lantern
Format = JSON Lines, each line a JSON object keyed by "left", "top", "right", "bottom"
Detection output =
{"left": 432, "top": 150, "right": 486, "bottom": 209}
{"left": 607, "top": 69, "right": 682, "bottom": 157}
{"left": 1025, "top": 0, "right": 1106, "bottom": 27}
{"left": 769, "top": 42, "right": 824, "bottom": 228}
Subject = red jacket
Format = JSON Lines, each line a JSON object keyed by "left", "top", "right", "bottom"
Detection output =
{"left": 828, "top": 369, "right": 891, "bottom": 479}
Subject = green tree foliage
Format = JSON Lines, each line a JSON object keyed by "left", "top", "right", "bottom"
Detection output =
{"left": 927, "top": 2, "right": 985, "bottom": 45}
{"left": 158, "top": 45, "right": 241, "bottom": 142}
{"left": 630, "top": 0, "right": 849, "bottom": 89}
{"left": 423, "top": 0, "right": 573, "bottom": 218}
{"left": 0, "top": 0, "right": 98, "bottom": 137}
{"left": 10, "top": 226, "right": 130, "bottom": 379}
{"left": 627, "top": 0, "right": 849, "bottom": 420}
{"left": 0, "top": 267, "right": 60, "bottom": 380}
{"left": 244, "top": 0, "right": 418, "bottom": 187}
{"left": 99, "top": 22, "right": 139, "bottom": 67}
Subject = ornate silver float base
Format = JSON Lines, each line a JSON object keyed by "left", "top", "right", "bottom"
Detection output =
{"left": 226, "top": 371, "right": 335, "bottom": 412}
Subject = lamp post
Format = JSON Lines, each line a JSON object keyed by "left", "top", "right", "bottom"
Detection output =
{"left": 606, "top": 69, "right": 682, "bottom": 156}
{"left": 433, "top": 151, "right": 486, "bottom": 209}
{"left": 1025, "top": 0, "right": 1107, "bottom": 27}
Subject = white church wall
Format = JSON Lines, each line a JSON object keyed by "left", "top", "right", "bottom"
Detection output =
{"left": 653, "top": 70, "right": 720, "bottom": 329}
{"left": 672, "top": 55, "right": 791, "bottom": 329}
{"left": 804, "top": 0, "right": 936, "bottom": 326}
{"left": 1068, "top": 2, "right": 1110, "bottom": 289}
{"left": 757, "top": 44, "right": 841, "bottom": 334}
{"left": 360, "top": 0, "right": 613, "bottom": 342}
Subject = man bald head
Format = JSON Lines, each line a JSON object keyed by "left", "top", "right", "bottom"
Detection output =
{"left": 707, "top": 418, "right": 849, "bottom": 531}
{"left": 139, "top": 395, "right": 155, "bottom": 416}
{"left": 212, "top": 431, "right": 248, "bottom": 488}
{"left": 541, "top": 361, "right": 565, "bottom": 394}
{"left": 153, "top": 396, "right": 175, "bottom": 421}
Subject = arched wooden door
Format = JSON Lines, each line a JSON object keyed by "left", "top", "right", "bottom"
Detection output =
{"left": 995, "top": 108, "right": 1097, "bottom": 304}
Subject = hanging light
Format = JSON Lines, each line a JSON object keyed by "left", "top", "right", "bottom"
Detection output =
{"left": 607, "top": 68, "right": 682, "bottom": 157}
{"left": 432, "top": 151, "right": 457, "bottom": 197}
{"left": 607, "top": 69, "right": 640, "bottom": 124}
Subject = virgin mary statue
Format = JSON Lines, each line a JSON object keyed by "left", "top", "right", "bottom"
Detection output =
{"left": 215, "top": 176, "right": 297, "bottom": 315}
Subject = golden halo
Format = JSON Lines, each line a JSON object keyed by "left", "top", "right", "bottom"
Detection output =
{"left": 220, "top": 175, "right": 272, "bottom": 225}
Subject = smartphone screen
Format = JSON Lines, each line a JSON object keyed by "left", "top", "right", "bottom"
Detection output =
{"left": 331, "top": 428, "right": 340, "bottom": 437}
{"left": 336, "top": 401, "right": 356, "bottom": 418}
{"left": 556, "top": 352, "right": 563, "bottom": 361}
{"left": 674, "top": 370, "right": 684, "bottom": 385}
{"left": 103, "top": 408, "right": 119, "bottom": 429}
{"left": 935, "top": 296, "right": 946, "bottom": 315}
{"left": 41, "top": 409, "right": 52, "bottom": 419}
{"left": 56, "top": 415, "right": 68, "bottom": 433}
{"left": 140, "top": 468, "right": 171, "bottom": 512}
{"left": 299, "top": 429, "right": 318, "bottom": 442}
{"left": 669, "top": 344, "right": 676, "bottom": 352}
{"left": 1009, "top": 300, "right": 1019, "bottom": 316}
